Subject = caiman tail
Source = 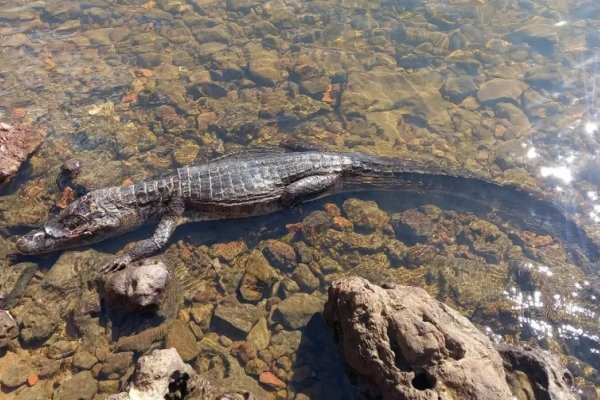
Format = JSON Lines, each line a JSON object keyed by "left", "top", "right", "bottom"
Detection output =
{"left": 345, "top": 153, "right": 600, "bottom": 265}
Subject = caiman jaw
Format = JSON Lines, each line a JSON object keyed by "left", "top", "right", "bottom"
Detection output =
{"left": 15, "top": 228, "right": 59, "bottom": 255}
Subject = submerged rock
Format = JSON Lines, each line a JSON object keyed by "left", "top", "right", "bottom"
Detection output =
{"left": 212, "top": 296, "right": 262, "bottom": 338}
{"left": 0, "top": 310, "right": 18, "bottom": 349}
{"left": 53, "top": 371, "right": 97, "bottom": 400}
{"left": 272, "top": 293, "right": 324, "bottom": 330}
{"left": 324, "top": 277, "right": 513, "bottom": 399}
{"left": 0, "top": 122, "right": 46, "bottom": 184}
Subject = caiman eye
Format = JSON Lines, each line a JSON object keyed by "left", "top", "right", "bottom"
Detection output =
{"left": 65, "top": 215, "right": 87, "bottom": 230}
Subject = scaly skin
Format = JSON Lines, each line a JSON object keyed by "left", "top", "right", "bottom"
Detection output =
{"left": 15, "top": 150, "right": 596, "bottom": 272}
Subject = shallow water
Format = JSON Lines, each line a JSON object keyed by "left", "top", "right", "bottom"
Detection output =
{"left": 1, "top": 0, "right": 600, "bottom": 398}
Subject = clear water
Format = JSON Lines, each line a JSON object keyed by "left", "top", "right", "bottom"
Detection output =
{"left": 1, "top": 0, "right": 600, "bottom": 398}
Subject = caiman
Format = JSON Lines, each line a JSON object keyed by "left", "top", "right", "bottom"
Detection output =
{"left": 15, "top": 148, "right": 599, "bottom": 271}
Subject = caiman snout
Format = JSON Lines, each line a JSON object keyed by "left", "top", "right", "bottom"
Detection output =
{"left": 15, "top": 229, "right": 57, "bottom": 255}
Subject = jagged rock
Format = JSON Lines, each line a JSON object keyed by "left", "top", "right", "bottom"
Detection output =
{"left": 0, "top": 122, "right": 46, "bottom": 184}
{"left": 324, "top": 277, "right": 576, "bottom": 399}
{"left": 498, "top": 343, "right": 576, "bottom": 400}
{"left": 323, "top": 277, "right": 513, "bottom": 399}
{"left": 108, "top": 348, "right": 199, "bottom": 400}
{"left": 96, "top": 257, "right": 173, "bottom": 312}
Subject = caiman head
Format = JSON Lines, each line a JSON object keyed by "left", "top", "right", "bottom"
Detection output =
{"left": 16, "top": 189, "right": 138, "bottom": 255}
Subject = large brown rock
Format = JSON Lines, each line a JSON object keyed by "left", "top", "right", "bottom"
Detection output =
{"left": 0, "top": 122, "right": 46, "bottom": 184}
{"left": 324, "top": 277, "right": 513, "bottom": 400}
{"left": 498, "top": 343, "right": 576, "bottom": 400}
{"left": 323, "top": 277, "right": 576, "bottom": 400}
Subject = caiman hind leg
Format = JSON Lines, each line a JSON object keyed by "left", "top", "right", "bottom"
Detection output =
{"left": 99, "top": 199, "right": 186, "bottom": 273}
{"left": 281, "top": 174, "right": 340, "bottom": 207}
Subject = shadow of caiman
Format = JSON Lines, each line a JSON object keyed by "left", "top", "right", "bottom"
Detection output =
{"left": 12, "top": 148, "right": 600, "bottom": 273}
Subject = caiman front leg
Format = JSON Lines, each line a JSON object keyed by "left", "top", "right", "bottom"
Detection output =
{"left": 100, "top": 199, "right": 186, "bottom": 273}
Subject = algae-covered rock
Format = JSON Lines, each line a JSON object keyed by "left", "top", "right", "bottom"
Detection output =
{"left": 165, "top": 319, "right": 200, "bottom": 362}
{"left": 18, "top": 301, "right": 59, "bottom": 344}
{"left": 272, "top": 293, "right": 325, "bottom": 330}
{"left": 54, "top": 371, "right": 97, "bottom": 400}
{"left": 342, "top": 198, "right": 390, "bottom": 232}
{"left": 477, "top": 78, "right": 527, "bottom": 103}
{"left": 212, "top": 296, "right": 263, "bottom": 337}
{"left": 239, "top": 251, "right": 280, "bottom": 302}
{"left": 246, "top": 317, "right": 270, "bottom": 351}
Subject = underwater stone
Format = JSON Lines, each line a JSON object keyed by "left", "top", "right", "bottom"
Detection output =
{"left": 272, "top": 293, "right": 325, "bottom": 330}
{"left": 261, "top": 240, "right": 296, "bottom": 270}
{"left": 291, "top": 263, "right": 319, "bottom": 293}
{"left": 441, "top": 75, "right": 477, "bottom": 103}
{"left": 213, "top": 296, "right": 262, "bottom": 338}
{"left": 342, "top": 198, "right": 389, "bottom": 232}
{"left": 73, "top": 351, "right": 99, "bottom": 371}
{"left": 239, "top": 251, "right": 279, "bottom": 302}
{"left": 100, "top": 351, "right": 134, "bottom": 378}
{"left": 477, "top": 78, "right": 527, "bottom": 103}
{"left": 165, "top": 320, "right": 200, "bottom": 362}
{"left": 18, "top": 301, "right": 59, "bottom": 344}
{"left": 0, "top": 352, "right": 33, "bottom": 389}
{"left": 47, "top": 340, "right": 79, "bottom": 360}
{"left": 247, "top": 317, "right": 270, "bottom": 351}
{"left": 0, "top": 310, "right": 18, "bottom": 349}
{"left": 53, "top": 371, "right": 97, "bottom": 400}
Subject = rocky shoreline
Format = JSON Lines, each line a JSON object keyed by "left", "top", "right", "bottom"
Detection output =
{"left": 1, "top": 198, "right": 599, "bottom": 399}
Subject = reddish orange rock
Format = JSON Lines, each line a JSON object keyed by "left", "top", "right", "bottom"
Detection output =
{"left": 323, "top": 203, "right": 341, "bottom": 217}
{"left": 121, "top": 178, "right": 134, "bottom": 185}
{"left": 197, "top": 112, "right": 217, "bottom": 131}
{"left": 121, "top": 92, "right": 138, "bottom": 104}
{"left": 56, "top": 186, "right": 77, "bottom": 209}
{"left": 27, "top": 373, "right": 38, "bottom": 386}
{"left": 209, "top": 241, "right": 248, "bottom": 262}
{"left": 10, "top": 107, "right": 28, "bottom": 119}
{"left": 332, "top": 216, "right": 353, "bottom": 231}
{"left": 0, "top": 122, "right": 46, "bottom": 185}
{"left": 259, "top": 371, "right": 286, "bottom": 390}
